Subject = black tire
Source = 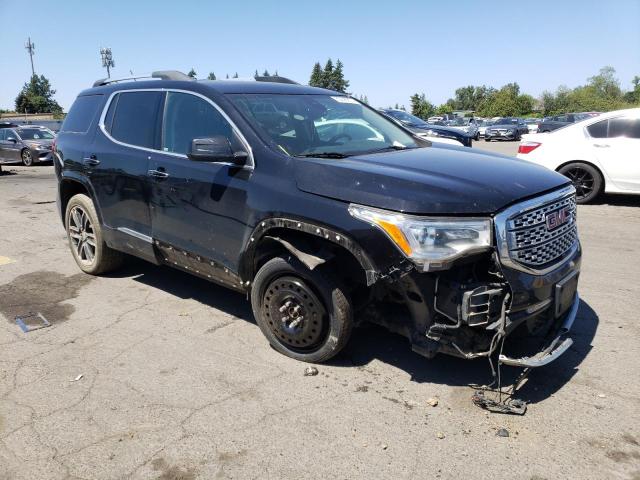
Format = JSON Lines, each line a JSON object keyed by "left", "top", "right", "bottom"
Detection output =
{"left": 474, "top": 132, "right": 479, "bottom": 141}
{"left": 251, "top": 256, "right": 353, "bottom": 363}
{"left": 65, "top": 193, "right": 124, "bottom": 274}
{"left": 557, "top": 162, "right": 603, "bottom": 204}
{"left": 21, "top": 149, "right": 34, "bottom": 167}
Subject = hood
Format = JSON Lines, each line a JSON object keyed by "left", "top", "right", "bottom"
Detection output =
{"left": 295, "top": 147, "right": 569, "bottom": 215}
{"left": 487, "top": 123, "right": 518, "bottom": 129}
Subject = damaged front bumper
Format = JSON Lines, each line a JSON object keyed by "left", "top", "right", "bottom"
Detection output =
{"left": 499, "top": 293, "right": 579, "bottom": 368}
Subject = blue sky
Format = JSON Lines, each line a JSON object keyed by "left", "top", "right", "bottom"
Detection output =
{"left": 0, "top": 0, "right": 638, "bottom": 111}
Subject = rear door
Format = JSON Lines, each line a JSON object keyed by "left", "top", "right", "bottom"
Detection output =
{"left": 148, "top": 90, "right": 253, "bottom": 274}
{"left": 589, "top": 114, "right": 640, "bottom": 192}
{"left": 89, "top": 90, "right": 163, "bottom": 260}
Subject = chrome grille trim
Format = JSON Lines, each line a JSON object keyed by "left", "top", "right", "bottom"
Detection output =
{"left": 494, "top": 185, "right": 579, "bottom": 275}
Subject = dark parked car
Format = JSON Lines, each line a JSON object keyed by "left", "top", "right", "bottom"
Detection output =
{"left": 54, "top": 71, "right": 581, "bottom": 371}
{"left": 537, "top": 113, "right": 591, "bottom": 133}
{"left": 380, "top": 109, "right": 473, "bottom": 147}
{"left": 0, "top": 125, "right": 55, "bottom": 167}
{"left": 484, "top": 117, "right": 528, "bottom": 141}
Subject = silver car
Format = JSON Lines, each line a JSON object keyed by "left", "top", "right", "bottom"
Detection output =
{"left": 0, "top": 125, "right": 55, "bottom": 167}
{"left": 446, "top": 117, "right": 480, "bottom": 140}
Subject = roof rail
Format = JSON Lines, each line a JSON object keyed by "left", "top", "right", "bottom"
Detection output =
{"left": 92, "top": 70, "right": 194, "bottom": 88}
{"left": 254, "top": 75, "right": 299, "bottom": 85}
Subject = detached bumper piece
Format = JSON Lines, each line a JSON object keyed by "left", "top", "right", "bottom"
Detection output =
{"left": 499, "top": 293, "right": 580, "bottom": 368}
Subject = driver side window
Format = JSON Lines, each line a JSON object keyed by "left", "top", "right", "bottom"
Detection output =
{"left": 162, "top": 92, "right": 233, "bottom": 155}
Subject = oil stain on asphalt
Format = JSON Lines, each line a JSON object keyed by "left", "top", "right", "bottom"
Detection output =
{"left": 0, "top": 271, "right": 94, "bottom": 325}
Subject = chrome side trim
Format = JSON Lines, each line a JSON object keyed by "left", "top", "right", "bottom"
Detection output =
{"left": 499, "top": 293, "right": 580, "bottom": 368}
{"left": 98, "top": 88, "right": 255, "bottom": 169}
{"left": 494, "top": 185, "right": 577, "bottom": 275}
{"left": 117, "top": 227, "right": 153, "bottom": 244}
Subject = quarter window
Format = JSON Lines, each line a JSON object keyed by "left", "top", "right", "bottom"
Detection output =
{"left": 110, "top": 91, "right": 163, "bottom": 149}
{"left": 608, "top": 117, "right": 640, "bottom": 139}
{"left": 61, "top": 95, "right": 103, "bottom": 133}
{"left": 587, "top": 119, "right": 608, "bottom": 138}
{"left": 161, "top": 92, "right": 233, "bottom": 155}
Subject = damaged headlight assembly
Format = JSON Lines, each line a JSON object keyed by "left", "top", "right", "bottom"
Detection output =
{"left": 348, "top": 204, "right": 492, "bottom": 271}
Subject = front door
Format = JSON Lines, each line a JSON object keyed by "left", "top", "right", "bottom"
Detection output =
{"left": 0, "top": 129, "right": 22, "bottom": 162}
{"left": 148, "top": 91, "right": 253, "bottom": 280}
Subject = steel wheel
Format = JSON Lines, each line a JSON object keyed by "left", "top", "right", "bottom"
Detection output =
{"left": 68, "top": 205, "right": 96, "bottom": 265}
{"left": 262, "top": 275, "right": 328, "bottom": 352}
{"left": 21, "top": 149, "right": 33, "bottom": 166}
{"left": 564, "top": 166, "right": 595, "bottom": 201}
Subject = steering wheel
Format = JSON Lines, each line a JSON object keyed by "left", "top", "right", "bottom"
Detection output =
{"left": 328, "top": 133, "right": 352, "bottom": 144}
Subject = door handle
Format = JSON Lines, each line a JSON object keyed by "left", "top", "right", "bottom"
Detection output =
{"left": 147, "top": 169, "right": 170, "bottom": 179}
{"left": 593, "top": 144, "right": 610, "bottom": 148}
{"left": 83, "top": 154, "right": 100, "bottom": 166}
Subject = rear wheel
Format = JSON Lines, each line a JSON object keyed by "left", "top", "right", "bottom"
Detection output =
{"left": 21, "top": 149, "right": 33, "bottom": 166}
{"left": 558, "top": 162, "right": 602, "bottom": 204}
{"left": 251, "top": 256, "right": 353, "bottom": 363}
{"left": 65, "top": 194, "right": 124, "bottom": 274}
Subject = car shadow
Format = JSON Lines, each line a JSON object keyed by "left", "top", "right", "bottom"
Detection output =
{"left": 107, "top": 257, "right": 598, "bottom": 405}
{"left": 593, "top": 194, "right": 640, "bottom": 207}
{"left": 337, "top": 299, "right": 599, "bottom": 405}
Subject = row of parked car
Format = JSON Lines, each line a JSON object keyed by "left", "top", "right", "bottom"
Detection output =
{"left": 383, "top": 112, "right": 604, "bottom": 146}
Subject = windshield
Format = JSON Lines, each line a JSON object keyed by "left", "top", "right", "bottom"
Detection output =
{"left": 17, "top": 128, "right": 54, "bottom": 140}
{"left": 229, "top": 94, "right": 419, "bottom": 157}
{"left": 494, "top": 118, "right": 517, "bottom": 124}
{"left": 385, "top": 110, "right": 428, "bottom": 126}
{"left": 448, "top": 117, "right": 469, "bottom": 126}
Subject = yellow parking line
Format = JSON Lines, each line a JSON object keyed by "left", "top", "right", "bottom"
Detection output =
{"left": 0, "top": 256, "right": 16, "bottom": 266}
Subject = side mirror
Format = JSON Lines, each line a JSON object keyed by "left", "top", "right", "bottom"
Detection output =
{"left": 6, "top": 137, "right": 17, "bottom": 143}
{"left": 187, "top": 136, "right": 248, "bottom": 165}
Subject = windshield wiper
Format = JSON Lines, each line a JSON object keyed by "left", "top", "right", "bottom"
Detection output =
{"left": 295, "top": 152, "right": 350, "bottom": 159}
{"left": 361, "top": 145, "right": 414, "bottom": 155}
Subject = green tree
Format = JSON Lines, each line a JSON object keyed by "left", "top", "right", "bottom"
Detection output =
{"left": 14, "top": 74, "right": 62, "bottom": 114}
{"left": 233, "top": 72, "right": 239, "bottom": 78}
{"left": 623, "top": 75, "right": 640, "bottom": 104}
{"left": 262, "top": 69, "right": 270, "bottom": 77}
{"left": 207, "top": 72, "right": 216, "bottom": 80}
{"left": 187, "top": 68, "right": 197, "bottom": 79}
{"left": 309, "top": 62, "right": 323, "bottom": 87}
{"left": 254, "top": 69, "right": 259, "bottom": 79}
{"left": 330, "top": 59, "right": 350, "bottom": 93}
{"left": 322, "top": 59, "right": 334, "bottom": 88}
{"left": 410, "top": 93, "right": 435, "bottom": 119}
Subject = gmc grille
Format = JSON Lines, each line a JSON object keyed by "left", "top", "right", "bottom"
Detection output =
{"left": 504, "top": 194, "right": 578, "bottom": 270}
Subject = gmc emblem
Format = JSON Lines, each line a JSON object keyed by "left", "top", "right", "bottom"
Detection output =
{"left": 546, "top": 206, "right": 572, "bottom": 231}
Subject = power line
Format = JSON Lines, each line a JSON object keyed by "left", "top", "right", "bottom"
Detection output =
{"left": 100, "top": 47, "right": 115, "bottom": 78}
{"left": 25, "top": 37, "right": 35, "bottom": 76}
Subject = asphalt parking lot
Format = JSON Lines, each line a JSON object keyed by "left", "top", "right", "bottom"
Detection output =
{"left": 1, "top": 149, "right": 639, "bottom": 479}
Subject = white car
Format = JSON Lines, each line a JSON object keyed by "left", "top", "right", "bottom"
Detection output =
{"left": 524, "top": 118, "right": 539, "bottom": 134}
{"left": 517, "top": 108, "right": 640, "bottom": 203}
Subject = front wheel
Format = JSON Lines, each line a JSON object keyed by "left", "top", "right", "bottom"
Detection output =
{"left": 558, "top": 162, "right": 603, "bottom": 204}
{"left": 21, "top": 149, "right": 34, "bottom": 166}
{"left": 65, "top": 193, "right": 124, "bottom": 274}
{"left": 251, "top": 256, "right": 353, "bottom": 363}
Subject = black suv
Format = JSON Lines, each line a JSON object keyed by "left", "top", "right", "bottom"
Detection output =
{"left": 55, "top": 71, "right": 581, "bottom": 368}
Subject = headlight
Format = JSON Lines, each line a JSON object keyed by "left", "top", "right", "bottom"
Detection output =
{"left": 348, "top": 205, "right": 492, "bottom": 271}
{"left": 418, "top": 130, "right": 440, "bottom": 138}
{"left": 507, "top": 129, "right": 515, "bottom": 133}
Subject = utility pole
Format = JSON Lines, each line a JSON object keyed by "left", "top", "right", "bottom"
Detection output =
{"left": 100, "top": 47, "right": 115, "bottom": 78}
{"left": 25, "top": 37, "right": 35, "bottom": 76}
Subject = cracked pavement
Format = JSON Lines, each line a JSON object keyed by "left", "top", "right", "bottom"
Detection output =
{"left": 1, "top": 164, "right": 639, "bottom": 480}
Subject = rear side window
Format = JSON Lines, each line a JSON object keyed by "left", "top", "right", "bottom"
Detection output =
{"left": 587, "top": 119, "right": 608, "bottom": 138}
{"left": 608, "top": 117, "right": 640, "bottom": 139}
{"left": 110, "top": 91, "right": 163, "bottom": 149}
{"left": 61, "top": 95, "right": 103, "bottom": 133}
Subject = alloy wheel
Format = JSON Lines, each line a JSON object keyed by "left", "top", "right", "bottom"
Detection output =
{"left": 22, "top": 150, "right": 33, "bottom": 166}
{"left": 564, "top": 167, "right": 595, "bottom": 201}
{"left": 68, "top": 206, "right": 96, "bottom": 265}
